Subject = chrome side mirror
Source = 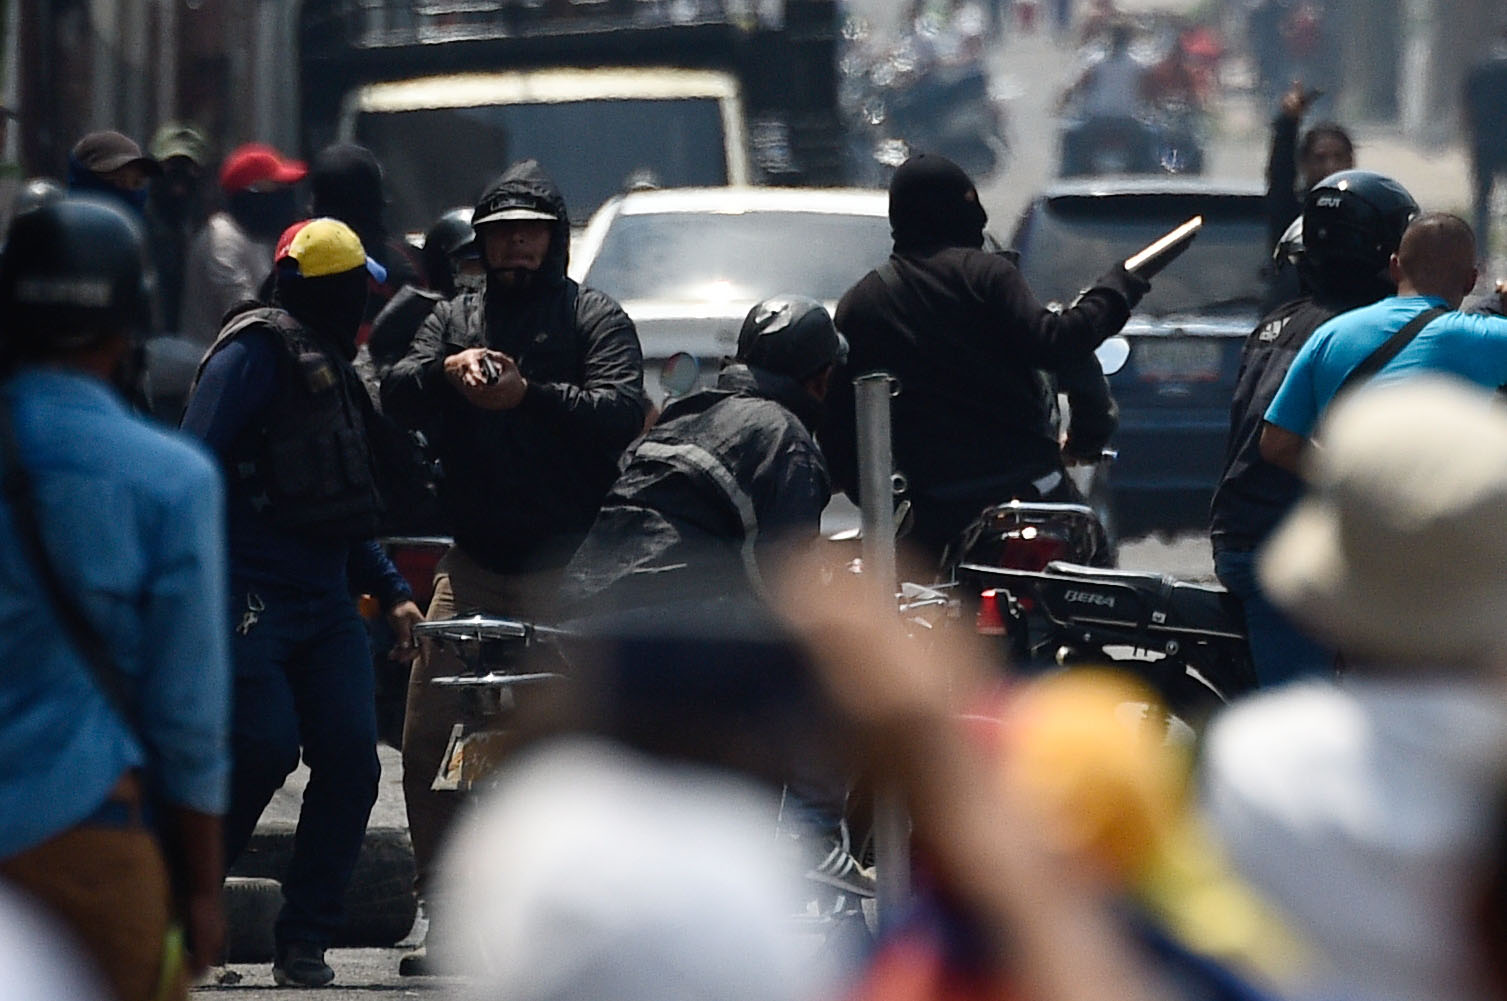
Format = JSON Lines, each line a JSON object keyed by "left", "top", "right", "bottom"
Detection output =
{"left": 1096, "top": 336, "right": 1130, "bottom": 376}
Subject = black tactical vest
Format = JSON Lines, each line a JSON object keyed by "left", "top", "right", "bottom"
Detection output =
{"left": 197, "top": 306, "right": 383, "bottom": 538}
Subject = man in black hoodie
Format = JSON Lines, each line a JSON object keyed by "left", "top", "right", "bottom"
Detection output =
{"left": 823, "top": 153, "right": 1148, "bottom": 563}
{"left": 380, "top": 160, "right": 644, "bottom": 973}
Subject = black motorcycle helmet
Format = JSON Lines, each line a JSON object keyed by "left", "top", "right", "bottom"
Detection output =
{"left": 1301, "top": 169, "right": 1418, "bottom": 288}
{"left": 421, "top": 206, "right": 477, "bottom": 297}
{"left": 0, "top": 195, "right": 151, "bottom": 358}
{"left": 736, "top": 295, "right": 847, "bottom": 381}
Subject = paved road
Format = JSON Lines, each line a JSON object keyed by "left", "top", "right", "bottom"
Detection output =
{"left": 197, "top": 21, "right": 1480, "bottom": 998}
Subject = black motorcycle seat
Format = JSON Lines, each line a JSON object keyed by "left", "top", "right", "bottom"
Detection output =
{"left": 1045, "top": 561, "right": 1169, "bottom": 589}
{"left": 1045, "top": 562, "right": 1244, "bottom": 638}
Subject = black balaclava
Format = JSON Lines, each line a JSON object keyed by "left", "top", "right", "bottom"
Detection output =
{"left": 274, "top": 268, "right": 369, "bottom": 361}
{"left": 888, "top": 153, "right": 989, "bottom": 254}
{"left": 310, "top": 143, "right": 387, "bottom": 249}
{"left": 149, "top": 158, "right": 201, "bottom": 223}
{"left": 229, "top": 187, "right": 299, "bottom": 241}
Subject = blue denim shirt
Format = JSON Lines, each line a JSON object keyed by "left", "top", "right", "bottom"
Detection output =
{"left": 0, "top": 368, "right": 230, "bottom": 858}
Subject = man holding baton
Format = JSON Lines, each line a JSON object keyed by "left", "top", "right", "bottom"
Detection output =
{"left": 822, "top": 153, "right": 1163, "bottom": 563}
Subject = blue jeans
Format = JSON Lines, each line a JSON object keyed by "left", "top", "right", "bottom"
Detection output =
{"left": 221, "top": 579, "right": 379, "bottom": 950}
{"left": 1213, "top": 545, "right": 1335, "bottom": 688}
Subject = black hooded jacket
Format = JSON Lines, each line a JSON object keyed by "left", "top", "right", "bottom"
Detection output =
{"left": 822, "top": 154, "right": 1146, "bottom": 553}
{"left": 558, "top": 363, "right": 830, "bottom": 614}
{"left": 381, "top": 161, "right": 646, "bottom": 573}
{"left": 1209, "top": 281, "right": 1382, "bottom": 552}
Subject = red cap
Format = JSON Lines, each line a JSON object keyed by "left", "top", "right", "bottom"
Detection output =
{"left": 219, "top": 143, "right": 307, "bottom": 194}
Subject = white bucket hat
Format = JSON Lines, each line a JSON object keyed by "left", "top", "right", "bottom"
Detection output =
{"left": 1259, "top": 375, "right": 1507, "bottom": 667}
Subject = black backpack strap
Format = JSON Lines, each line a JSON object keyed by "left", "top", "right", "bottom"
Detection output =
{"left": 1336, "top": 306, "right": 1447, "bottom": 397}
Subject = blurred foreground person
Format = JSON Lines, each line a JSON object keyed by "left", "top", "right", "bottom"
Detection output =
{"left": 0, "top": 197, "right": 230, "bottom": 998}
{"left": 435, "top": 599, "right": 854, "bottom": 1001}
{"left": 182, "top": 217, "right": 422, "bottom": 988}
{"left": 437, "top": 738, "right": 835, "bottom": 1001}
{"left": 560, "top": 295, "right": 843, "bottom": 613}
{"left": 773, "top": 555, "right": 1216, "bottom": 1001}
{"left": 1205, "top": 376, "right": 1507, "bottom": 1001}
{"left": 0, "top": 879, "right": 110, "bottom": 1001}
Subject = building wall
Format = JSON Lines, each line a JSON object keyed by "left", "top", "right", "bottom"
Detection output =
{"left": 10, "top": 0, "right": 299, "bottom": 179}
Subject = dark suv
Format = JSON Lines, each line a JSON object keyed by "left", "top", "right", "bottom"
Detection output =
{"left": 1009, "top": 178, "right": 1269, "bottom": 540}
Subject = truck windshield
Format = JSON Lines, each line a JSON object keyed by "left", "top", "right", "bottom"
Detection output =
{"left": 584, "top": 210, "right": 892, "bottom": 304}
{"left": 355, "top": 98, "right": 730, "bottom": 233}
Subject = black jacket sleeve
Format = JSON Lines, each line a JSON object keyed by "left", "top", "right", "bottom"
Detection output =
{"left": 1056, "top": 351, "right": 1118, "bottom": 460}
{"left": 516, "top": 287, "right": 646, "bottom": 453}
{"left": 379, "top": 296, "right": 469, "bottom": 430}
{"left": 981, "top": 256, "right": 1148, "bottom": 369}
{"left": 1266, "top": 112, "right": 1302, "bottom": 252}
{"left": 347, "top": 540, "right": 414, "bottom": 610}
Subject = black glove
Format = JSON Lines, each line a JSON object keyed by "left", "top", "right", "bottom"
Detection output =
{"left": 1090, "top": 262, "right": 1152, "bottom": 312}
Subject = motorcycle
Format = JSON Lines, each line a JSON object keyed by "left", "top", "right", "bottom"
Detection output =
{"left": 410, "top": 613, "right": 563, "bottom": 791}
{"left": 839, "top": 12, "right": 1011, "bottom": 186}
{"left": 951, "top": 553, "right": 1257, "bottom": 727}
{"left": 895, "top": 328, "right": 1253, "bottom": 729}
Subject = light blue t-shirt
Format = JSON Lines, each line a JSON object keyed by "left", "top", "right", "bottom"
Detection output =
{"left": 0, "top": 369, "right": 230, "bottom": 858}
{"left": 1266, "top": 295, "right": 1507, "bottom": 438}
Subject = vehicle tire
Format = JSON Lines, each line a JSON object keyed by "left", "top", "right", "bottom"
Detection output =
{"left": 340, "top": 827, "right": 419, "bottom": 946}
{"left": 223, "top": 876, "right": 280, "bottom": 963}
{"left": 228, "top": 824, "right": 417, "bottom": 947}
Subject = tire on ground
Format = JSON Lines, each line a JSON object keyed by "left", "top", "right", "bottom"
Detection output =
{"left": 223, "top": 876, "right": 280, "bottom": 963}
{"left": 228, "top": 824, "right": 417, "bottom": 947}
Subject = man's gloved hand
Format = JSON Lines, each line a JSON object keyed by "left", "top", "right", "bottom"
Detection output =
{"left": 1091, "top": 263, "right": 1153, "bottom": 312}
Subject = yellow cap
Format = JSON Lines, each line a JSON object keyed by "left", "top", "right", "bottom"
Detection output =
{"left": 275, "top": 217, "right": 384, "bottom": 280}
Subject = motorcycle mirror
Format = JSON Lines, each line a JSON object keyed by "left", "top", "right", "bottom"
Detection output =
{"left": 1096, "top": 336, "right": 1130, "bottom": 375}
{"left": 660, "top": 352, "right": 701, "bottom": 398}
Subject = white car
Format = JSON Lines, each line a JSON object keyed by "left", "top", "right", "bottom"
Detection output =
{"left": 568, "top": 186, "right": 892, "bottom": 404}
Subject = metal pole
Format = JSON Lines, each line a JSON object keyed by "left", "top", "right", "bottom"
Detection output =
{"left": 855, "top": 372, "right": 897, "bottom": 596}
{"left": 853, "top": 371, "right": 909, "bottom": 928}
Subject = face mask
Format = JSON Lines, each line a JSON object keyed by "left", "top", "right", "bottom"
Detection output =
{"left": 229, "top": 187, "right": 299, "bottom": 240}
